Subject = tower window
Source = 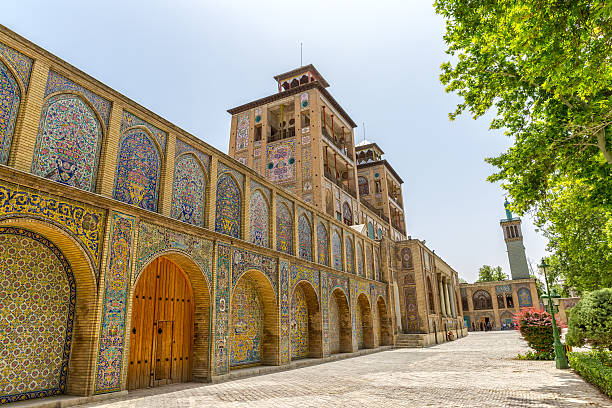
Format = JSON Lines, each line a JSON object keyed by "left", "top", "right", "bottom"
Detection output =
{"left": 254, "top": 125, "right": 262, "bottom": 142}
{"left": 301, "top": 112, "right": 310, "bottom": 128}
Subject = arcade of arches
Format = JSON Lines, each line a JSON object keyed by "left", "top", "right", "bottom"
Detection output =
{"left": 0, "top": 25, "right": 464, "bottom": 405}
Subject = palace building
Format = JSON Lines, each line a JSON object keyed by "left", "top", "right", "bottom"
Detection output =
{"left": 460, "top": 202, "right": 540, "bottom": 330}
{"left": 0, "top": 25, "right": 465, "bottom": 405}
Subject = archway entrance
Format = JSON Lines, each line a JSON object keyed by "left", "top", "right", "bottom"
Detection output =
{"left": 328, "top": 288, "right": 352, "bottom": 354}
{"left": 356, "top": 294, "right": 374, "bottom": 349}
{"left": 290, "top": 282, "right": 322, "bottom": 360}
{"left": 128, "top": 257, "right": 194, "bottom": 390}
{"left": 230, "top": 270, "right": 279, "bottom": 368}
{"left": 0, "top": 227, "right": 76, "bottom": 403}
{"left": 377, "top": 297, "right": 393, "bottom": 346}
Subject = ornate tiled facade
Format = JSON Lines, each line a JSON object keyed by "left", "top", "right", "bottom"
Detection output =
{"left": 297, "top": 214, "right": 312, "bottom": 261}
{"left": 291, "top": 285, "right": 309, "bottom": 359}
{"left": 0, "top": 59, "right": 20, "bottom": 165}
{"left": 235, "top": 112, "right": 249, "bottom": 151}
{"left": 171, "top": 153, "right": 206, "bottom": 226}
{"left": 32, "top": 94, "right": 102, "bottom": 191}
{"left": 0, "top": 227, "right": 75, "bottom": 404}
{"left": 135, "top": 222, "right": 213, "bottom": 287}
{"left": 230, "top": 276, "right": 263, "bottom": 366}
{"left": 94, "top": 212, "right": 135, "bottom": 393}
{"left": 0, "top": 27, "right": 469, "bottom": 403}
{"left": 276, "top": 201, "right": 293, "bottom": 255}
{"left": 249, "top": 189, "right": 269, "bottom": 247}
{"left": 317, "top": 222, "right": 329, "bottom": 266}
{"left": 113, "top": 130, "right": 161, "bottom": 211}
{"left": 215, "top": 173, "right": 241, "bottom": 238}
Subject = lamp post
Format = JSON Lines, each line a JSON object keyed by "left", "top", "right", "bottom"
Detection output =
{"left": 538, "top": 258, "right": 569, "bottom": 369}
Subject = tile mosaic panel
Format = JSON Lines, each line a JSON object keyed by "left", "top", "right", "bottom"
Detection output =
{"left": 374, "top": 249, "right": 381, "bottom": 281}
{"left": 120, "top": 110, "right": 167, "bottom": 153}
{"left": 280, "top": 260, "right": 290, "bottom": 364}
{"left": 495, "top": 284, "right": 512, "bottom": 293}
{"left": 276, "top": 202, "right": 293, "bottom": 255}
{"left": 215, "top": 173, "right": 241, "bottom": 238}
{"left": 301, "top": 146, "right": 311, "bottom": 180}
{"left": 316, "top": 222, "right": 329, "bottom": 266}
{"left": 32, "top": 94, "right": 102, "bottom": 192}
{"left": 214, "top": 243, "right": 231, "bottom": 375}
{"left": 328, "top": 294, "right": 340, "bottom": 354}
{"left": 249, "top": 189, "right": 269, "bottom": 248}
{"left": 113, "top": 129, "right": 161, "bottom": 212}
{"left": 297, "top": 214, "right": 312, "bottom": 261}
{"left": 174, "top": 139, "right": 210, "bottom": 173}
{"left": 0, "top": 227, "right": 75, "bottom": 404}
{"left": 321, "top": 270, "right": 329, "bottom": 356}
{"left": 291, "top": 285, "right": 309, "bottom": 360}
{"left": 231, "top": 247, "right": 278, "bottom": 295}
{"left": 328, "top": 273, "right": 349, "bottom": 297}
{"left": 0, "top": 59, "right": 20, "bottom": 165}
{"left": 230, "top": 275, "right": 263, "bottom": 366}
{"left": 45, "top": 71, "right": 111, "bottom": 127}
{"left": 0, "top": 181, "right": 105, "bottom": 266}
{"left": 355, "top": 300, "right": 364, "bottom": 349}
{"left": 345, "top": 236, "right": 354, "bottom": 274}
{"left": 217, "top": 162, "right": 244, "bottom": 186}
{"left": 289, "top": 264, "right": 320, "bottom": 298}
{"left": 266, "top": 140, "right": 295, "bottom": 183}
{"left": 332, "top": 230, "right": 342, "bottom": 271}
{"left": 236, "top": 112, "right": 249, "bottom": 151}
{"left": 0, "top": 41, "right": 32, "bottom": 90}
{"left": 356, "top": 243, "right": 364, "bottom": 277}
{"left": 518, "top": 287, "right": 533, "bottom": 307}
{"left": 401, "top": 247, "right": 413, "bottom": 269}
{"left": 135, "top": 222, "right": 213, "bottom": 287}
{"left": 94, "top": 212, "right": 135, "bottom": 393}
{"left": 171, "top": 153, "right": 206, "bottom": 226}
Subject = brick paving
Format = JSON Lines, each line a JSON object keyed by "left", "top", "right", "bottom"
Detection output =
{"left": 79, "top": 331, "right": 610, "bottom": 407}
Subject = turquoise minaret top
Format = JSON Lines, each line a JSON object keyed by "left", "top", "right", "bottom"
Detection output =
{"left": 504, "top": 199, "right": 513, "bottom": 220}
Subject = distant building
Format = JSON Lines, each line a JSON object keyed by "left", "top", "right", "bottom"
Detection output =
{"left": 460, "top": 201, "right": 540, "bottom": 330}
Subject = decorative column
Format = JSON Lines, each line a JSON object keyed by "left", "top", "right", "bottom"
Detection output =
{"left": 444, "top": 281, "right": 452, "bottom": 317}
{"left": 438, "top": 277, "right": 446, "bottom": 316}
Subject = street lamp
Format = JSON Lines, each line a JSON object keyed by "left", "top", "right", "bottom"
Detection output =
{"left": 539, "top": 258, "right": 569, "bottom": 369}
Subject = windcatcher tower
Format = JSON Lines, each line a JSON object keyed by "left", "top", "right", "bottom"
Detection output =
{"left": 500, "top": 200, "right": 530, "bottom": 280}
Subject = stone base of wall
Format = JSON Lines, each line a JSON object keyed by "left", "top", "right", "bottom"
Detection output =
{"left": 6, "top": 391, "right": 128, "bottom": 408}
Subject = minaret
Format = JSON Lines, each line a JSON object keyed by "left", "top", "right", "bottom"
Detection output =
{"left": 500, "top": 200, "right": 530, "bottom": 280}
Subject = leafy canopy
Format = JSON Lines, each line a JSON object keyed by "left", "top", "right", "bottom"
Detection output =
{"left": 476, "top": 265, "right": 507, "bottom": 282}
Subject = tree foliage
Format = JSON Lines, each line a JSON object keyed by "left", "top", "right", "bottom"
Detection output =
{"left": 566, "top": 288, "right": 612, "bottom": 350}
{"left": 435, "top": 0, "right": 612, "bottom": 291}
{"left": 476, "top": 265, "right": 507, "bottom": 282}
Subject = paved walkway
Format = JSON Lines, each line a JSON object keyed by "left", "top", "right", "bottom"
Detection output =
{"left": 79, "top": 331, "right": 609, "bottom": 407}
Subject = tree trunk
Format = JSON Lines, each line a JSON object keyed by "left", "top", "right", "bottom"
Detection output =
{"left": 596, "top": 128, "right": 612, "bottom": 166}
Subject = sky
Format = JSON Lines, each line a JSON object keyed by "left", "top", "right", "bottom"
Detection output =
{"left": 4, "top": 0, "right": 550, "bottom": 282}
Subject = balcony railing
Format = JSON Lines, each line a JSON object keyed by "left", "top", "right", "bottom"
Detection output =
{"left": 388, "top": 193, "right": 403, "bottom": 209}
{"left": 322, "top": 128, "right": 352, "bottom": 159}
{"left": 359, "top": 198, "right": 389, "bottom": 223}
{"left": 324, "top": 170, "right": 356, "bottom": 199}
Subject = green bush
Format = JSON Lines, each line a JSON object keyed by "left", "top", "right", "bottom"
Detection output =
{"left": 566, "top": 288, "right": 612, "bottom": 350}
{"left": 514, "top": 308, "right": 555, "bottom": 355}
{"left": 568, "top": 351, "right": 612, "bottom": 397}
{"left": 517, "top": 350, "right": 555, "bottom": 361}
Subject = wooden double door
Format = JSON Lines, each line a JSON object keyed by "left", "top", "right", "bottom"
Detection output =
{"left": 128, "top": 257, "right": 194, "bottom": 390}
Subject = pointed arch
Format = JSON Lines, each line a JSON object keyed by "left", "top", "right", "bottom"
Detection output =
{"left": 325, "top": 189, "right": 333, "bottom": 217}
{"left": 276, "top": 202, "right": 293, "bottom": 255}
{"left": 32, "top": 92, "right": 104, "bottom": 192}
{"left": 249, "top": 188, "right": 270, "bottom": 247}
{"left": 316, "top": 222, "right": 329, "bottom": 266}
{"left": 328, "top": 288, "right": 352, "bottom": 354}
{"left": 230, "top": 270, "right": 279, "bottom": 367}
{"left": 171, "top": 152, "right": 207, "bottom": 226}
{"left": 356, "top": 241, "right": 364, "bottom": 277}
{"left": 356, "top": 293, "right": 374, "bottom": 349}
{"left": 0, "top": 58, "right": 21, "bottom": 165}
{"left": 332, "top": 230, "right": 342, "bottom": 271}
{"left": 376, "top": 296, "right": 393, "bottom": 346}
{"left": 0, "top": 218, "right": 98, "bottom": 401}
{"left": 215, "top": 172, "right": 242, "bottom": 238}
{"left": 113, "top": 127, "right": 161, "bottom": 211}
{"left": 342, "top": 201, "right": 352, "bottom": 225}
{"left": 427, "top": 277, "right": 435, "bottom": 313}
{"left": 345, "top": 235, "right": 354, "bottom": 274}
{"left": 297, "top": 214, "right": 312, "bottom": 261}
{"left": 290, "top": 281, "right": 322, "bottom": 360}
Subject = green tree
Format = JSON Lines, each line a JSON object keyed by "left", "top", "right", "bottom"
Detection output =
{"left": 435, "top": 0, "right": 612, "bottom": 290}
{"left": 566, "top": 288, "right": 612, "bottom": 350}
{"left": 476, "top": 265, "right": 507, "bottom": 282}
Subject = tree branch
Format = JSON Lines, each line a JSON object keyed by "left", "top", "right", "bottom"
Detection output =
{"left": 595, "top": 127, "right": 612, "bottom": 166}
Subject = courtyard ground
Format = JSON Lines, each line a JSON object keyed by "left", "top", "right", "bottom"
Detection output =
{"left": 75, "top": 331, "right": 610, "bottom": 407}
